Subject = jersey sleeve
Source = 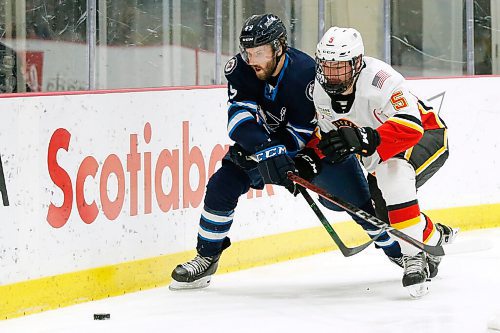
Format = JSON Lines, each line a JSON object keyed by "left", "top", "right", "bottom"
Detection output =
{"left": 375, "top": 83, "right": 423, "bottom": 161}
{"left": 225, "top": 56, "right": 269, "bottom": 153}
{"left": 275, "top": 79, "right": 317, "bottom": 156}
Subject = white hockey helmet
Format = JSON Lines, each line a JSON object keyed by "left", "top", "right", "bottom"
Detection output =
{"left": 315, "top": 27, "right": 365, "bottom": 95}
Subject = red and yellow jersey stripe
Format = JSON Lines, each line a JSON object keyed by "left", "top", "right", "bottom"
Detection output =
{"left": 418, "top": 101, "right": 446, "bottom": 131}
{"left": 376, "top": 113, "right": 423, "bottom": 161}
{"left": 375, "top": 99, "right": 445, "bottom": 161}
{"left": 387, "top": 199, "right": 421, "bottom": 230}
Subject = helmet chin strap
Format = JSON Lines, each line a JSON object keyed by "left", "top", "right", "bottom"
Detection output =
{"left": 348, "top": 57, "right": 365, "bottom": 90}
{"left": 270, "top": 47, "right": 285, "bottom": 77}
{"left": 341, "top": 59, "right": 359, "bottom": 93}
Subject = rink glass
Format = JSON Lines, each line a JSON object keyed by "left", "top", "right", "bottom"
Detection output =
{"left": 0, "top": 0, "right": 497, "bottom": 93}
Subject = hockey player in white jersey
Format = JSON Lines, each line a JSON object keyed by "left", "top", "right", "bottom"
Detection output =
{"left": 313, "top": 27, "right": 458, "bottom": 298}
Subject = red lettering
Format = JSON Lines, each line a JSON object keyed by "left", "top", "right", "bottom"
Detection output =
{"left": 46, "top": 121, "right": 269, "bottom": 227}
{"left": 46, "top": 128, "right": 73, "bottom": 228}
{"left": 76, "top": 156, "right": 99, "bottom": 224}
{"left": 144, "top": 123, "right": 152, "bottom": 214}
{"left": 155, "top": 149, "right": 180, "bottom": 212}
{"left": 182, "top": 121, "right": 206, "bottom": 208}
{"left": 100, "top": 154, "right": 125, "bottom": 220}
{"left": 208, "top": 144, "right": 229, "bottom": 177}
{"left": 127, "top": 134, "right": 140, "bottom": 216}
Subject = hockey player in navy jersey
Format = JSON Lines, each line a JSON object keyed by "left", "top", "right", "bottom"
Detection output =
{"left": 169, "top": 14, "right": 402, "bottom": 291}
{"left": 314, "top": 27, "right": 459, "bottom": 297}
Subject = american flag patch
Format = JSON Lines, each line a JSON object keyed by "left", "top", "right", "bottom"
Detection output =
{"left": 372, "top": 70, "right": 391, "bottom": 89}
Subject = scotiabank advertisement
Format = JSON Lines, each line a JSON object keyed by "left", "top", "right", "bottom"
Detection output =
{"left": 45, "top": 122, "right": 230, "bottom": 228}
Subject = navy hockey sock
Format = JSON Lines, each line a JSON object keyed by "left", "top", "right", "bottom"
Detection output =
{"left": 196, "top": 206, "right": 233, "bottom": 257}
{"left": 196, "top": 162, "right": 250, "bottom": 257}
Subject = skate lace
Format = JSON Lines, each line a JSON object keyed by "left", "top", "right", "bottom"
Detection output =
{"left": 404, "top": 254, "right": 426, "bottom": 275}
{"left": 182, "top": 255, "right": 212, "bottom": 277}
{"left": 388, "top": 256, "right": 404, "bottom": 268}
{"left": 427, "top": 252, "right": 440, "bottom": 264}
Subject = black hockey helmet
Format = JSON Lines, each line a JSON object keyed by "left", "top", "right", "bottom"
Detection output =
{"left": 239, "top": 14, "right": 287, "bottom": 62}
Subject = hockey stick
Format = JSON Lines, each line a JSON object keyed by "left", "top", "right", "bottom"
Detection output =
{"left": 289, "top": 173, "right": 445, "bottom": 256}
{"left": 297, "top": 185, "right": 375, "bottom": 257}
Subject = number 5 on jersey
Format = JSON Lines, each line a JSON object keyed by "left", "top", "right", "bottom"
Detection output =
{"left": 390, "top": 90, "right": 408, "bottom": 111}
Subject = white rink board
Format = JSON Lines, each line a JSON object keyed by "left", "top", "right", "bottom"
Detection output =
{"left": 0, "top": 88, "right": 320, "bottom": 285}
{"left": 0, "top": 76, "right": 499, "bottom": 286}
{"left": 407, "top": 77, "right": 500, "bottom": 209}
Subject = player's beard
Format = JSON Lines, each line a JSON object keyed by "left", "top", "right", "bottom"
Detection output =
{"left": 252, "top": 57, "right": 278, "bottom": 81}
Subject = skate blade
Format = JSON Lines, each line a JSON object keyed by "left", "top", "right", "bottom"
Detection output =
{"left": 169, "top": 276, "right": 211, "bottom": 291}
{"left": 406, "top": 280, "right": 429, "bottom": 299}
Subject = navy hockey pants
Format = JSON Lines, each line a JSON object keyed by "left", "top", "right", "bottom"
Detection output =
{"left": 196, "top": 154, "right": 401, "bottom": 258}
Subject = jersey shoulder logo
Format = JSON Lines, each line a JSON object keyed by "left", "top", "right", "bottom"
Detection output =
{"left": 224, "top": 57, "right": 238, "bottom": 75}
{"left": 305, "top": 80, "right": 314, "bottom": 101}
{"left": 371, "top": 70, "right": 391, "bottom": 89}
{"left": 390, "top": 90, "right": 409, "bottom": 111}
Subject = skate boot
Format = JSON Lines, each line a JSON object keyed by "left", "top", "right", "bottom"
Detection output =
{"left": 427, "top": 223, "right": 459, "bottom": 278}
{"left": 402, "top": 252, "right": 430, "bottom": 298}
{"left": 169, "top": 253, "right": 222, "bottom": 290}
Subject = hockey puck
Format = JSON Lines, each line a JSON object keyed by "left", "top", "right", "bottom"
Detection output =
{"left": 93, "top": 313, "right": 110, "bottom": 320}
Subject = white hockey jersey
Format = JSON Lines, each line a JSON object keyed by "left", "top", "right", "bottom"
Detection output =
{"left": 313, "top": 56, "right": 445, "bottom": 173}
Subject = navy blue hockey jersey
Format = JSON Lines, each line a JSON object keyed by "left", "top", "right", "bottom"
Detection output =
{"left": 224, "top": 47, "right": 317, "bottom": 156}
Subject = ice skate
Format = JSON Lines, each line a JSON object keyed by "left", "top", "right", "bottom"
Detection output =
{"left": 402, "top": 252, "right": 430, "bottom": 298}
{"left": 427, "top": 223, "right": 459, "bottom": 278}
{"left": 388, "top": 255, "right": 404, "bottom": 268}
{"left": 169, "top": 253, "right": 222, "bottom": 290}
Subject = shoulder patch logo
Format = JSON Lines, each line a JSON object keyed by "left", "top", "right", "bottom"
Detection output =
{"left": 306, "top": 80, "right": 314, "bottom": 101}
{"left": 224, "top": 57, "right": 237, "bottom": 75}
{"left": 371, "top": 70, "right": 391, "bottom": 89}
{"left": 390, "top": 90, "right": 408, "bottom": 111}
{"left": 317, "top": 107, "right": 332, "bottom": 119}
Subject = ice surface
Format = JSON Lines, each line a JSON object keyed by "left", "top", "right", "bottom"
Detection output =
{"left": 1, "top": 228, "right": 500, "bottom": 333}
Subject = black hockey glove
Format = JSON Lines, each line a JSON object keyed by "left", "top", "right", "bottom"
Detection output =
{"left": 287, "top": 148, "right": 322, "bottom": 196}
{"left": 255, "top": 141, "right": 296, "bottom": 188}
{"left": 295, "top": 148, "right": 322, "bottom": 181}
{"left": 228, "top": 143, "right": 258, "bottom": 170}
{"left": 318, "top": 127, "right": 380, "bottom": 163}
